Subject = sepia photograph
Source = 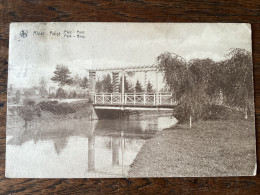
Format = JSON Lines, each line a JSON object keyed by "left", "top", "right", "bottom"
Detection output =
{"left": 6, "top": 23, "right": 256, "bottom": 178}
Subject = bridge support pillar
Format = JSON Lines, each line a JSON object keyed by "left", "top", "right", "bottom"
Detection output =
{"left": 112, "top": 72, "right": 120, "bottom": 93}
{"left": 89, "top": 70, "right": 96, "bottom": 102}
{"left": 156, "top": 70, "right": 159, "bottom": 105}
{"left": 122, "top": 71, "right": 125, "bottom": 104}
{"left": 144, "top": 71, "right": 148, "bottom": 92}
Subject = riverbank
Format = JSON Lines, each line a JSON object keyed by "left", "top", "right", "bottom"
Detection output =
{"left": 129, "top": 119, "right": 256, "bottom": 177}
{"left": 8, "top": 99, "right": 98, "bottom": 121}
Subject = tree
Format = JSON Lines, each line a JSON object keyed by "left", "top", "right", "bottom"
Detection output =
{"left": 157, "top": 52, "right": 214, "bottom": 127}
{"left": 127, "top": 71, "right": 135, "bottom": 77}
{"left": 135, "top": 80, "right": 143, "bottom": 93}
{"left": 222, "top": 48, "right": 254, "bottom": 119}
{"left": 24, "top": 89, "right": 33, "bottom": 99}
{"left": 19, "top": 100, "right": 41, "bottom": 127}
{"left": 80, "top": 76, "right": 88, "bottom": 90}
{"left": 188, "top": 58, "right": 215, "bottom": 123}
{"left": 146, "top": 81, "right": 153, "bottom": 93}
{"left": 73, "top": 91, "right": 77, "bottom": 98}
{"left": 39, "top": 77, "right": 48, "bottom": 97}
{"left": 94, "top": 74, "right": 113, "bottom": 93}
{"left": 56, "top": 87, "right": 67, "bottom": 99}
{"left": 102, "top": 74, "right": 113, "bottom": 93}
{"left": 51, "top": 65, "right": 73, "bottom": 87}
{"left": 157, "top": 49, "right": 254, "bottom": 125}
{"left": 72, "top": 74, "right": 82, "bottom": 88}
{"left": 120, "top": 76, "right": 134, "bottom": 93}
{"left": 15, "top": 90, "right": 21, "bottom": 104}
{"left": 95, "top": 78, "right": 103, "bottom": 93}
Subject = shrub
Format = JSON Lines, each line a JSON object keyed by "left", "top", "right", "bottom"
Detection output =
{"left": 56, "top": 88, "right": 67, "bottom": 99}
{"left": 37, "top": 101, "right": 75, "bottom": 115}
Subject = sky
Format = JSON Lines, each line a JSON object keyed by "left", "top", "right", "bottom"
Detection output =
{"left": 8, "top": 23, "right": 252, "bottom": 89}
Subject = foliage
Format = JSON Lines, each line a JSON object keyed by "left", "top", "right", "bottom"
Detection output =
{"left": 222, "top": 48, "right": 254, "bottom": 118}
{"left": 157, "top": 52, "right": 190, "bottom": 124}
{"left": 19, "top": 99, "right": 41, "bottom": 126}
{"left": 24, "top": 89, "right": 34, "bottom": 99}
{"left": 73, "top": 91, "right": 77, "bottom": 98}
{"left": 15, "top": 90, "right": 21, "bottom": 104}
{"left": 56, "top": 87, "right": 67, "bottom": 99}
{"left": 39, "top": 77, "right": 48, "bottom": 97}
{"left": 95, "top": 73, "right": 135, "bottom": 93}
{"left": 72, "top": 74, "right": 82, "bottom": 87}
{"left": 95, "top": 78, "right": 103, "bottom": 93}
{"left": 146, "top": 81, "right": 153, "bottom": 93}
{"left": 23, "top": 99, "right": 36, "bottom": 106}
{"left": 127, "top": 71, "right": 135, "bottom": 77}
{"left": 102, "top": 74, "right": 113, "bottom": 93}
{"left": 157, "top": 49, "right": 254, "bottom": 124}
{"left": 135, "top": 80, "right": 143, "bottom": 93}
{"left": 120, "top": 76, "right": 134, "bottom": 93}
{"left": 38, "top": 101, "right": 75, "bottom": 115}
{"left": 48, "top": 92, "right": 56, "bottom": 99}
{"left": 51, "top": 65, "right": 73, "bottom": 87}
{"left": 95, "top": 74, "right": 113, "bottom": 93}
{"left": 80, "top": 76, "right": 88, "bottom": 90}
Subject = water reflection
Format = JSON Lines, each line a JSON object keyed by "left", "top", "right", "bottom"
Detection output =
{"left": 6, "top": 115, "right": 177, "bottom": 177}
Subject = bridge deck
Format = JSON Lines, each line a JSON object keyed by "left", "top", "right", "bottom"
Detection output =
{"left": 93, "top": 105, "right": 175, "bottom": 111}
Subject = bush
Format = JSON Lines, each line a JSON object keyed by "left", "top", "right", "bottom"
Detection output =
{"left": 48, "top": 92, "right": 56, "bottom": 99}
{"left": 56, "top": 88, "right": 67, "bottom": 99}
{"left": 23, "top": 99, "right": 36, "bottom": 106}
{"left": 37, "top": 101, "right": 75, "bottom": 115}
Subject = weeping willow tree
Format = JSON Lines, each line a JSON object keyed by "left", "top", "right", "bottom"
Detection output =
{"left": 157, "top": 49, "right": 254, "bottom": 126}
{"left": 222, "top": 48, "right": 254, "bottom": 119}
{"left": 157, "top": 52, "right": 215, "bottom": 127}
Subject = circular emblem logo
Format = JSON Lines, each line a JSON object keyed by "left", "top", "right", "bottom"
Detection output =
{"left": 20, "top": 30, "right": 28, "bottom": 38}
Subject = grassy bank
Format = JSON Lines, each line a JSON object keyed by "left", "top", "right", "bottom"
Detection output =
{"left": 38, "top": 100, "right": 96, "bottom": 119}
{"left": 9, "top": 100, "right": 97, "bottom": 119}
{"left": 129, "top": 119, "right": 256, "bottom": 177}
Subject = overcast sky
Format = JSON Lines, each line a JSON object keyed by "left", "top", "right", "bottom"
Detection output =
{"left": 8, "top": 23, "right": 252, "bottom": 89}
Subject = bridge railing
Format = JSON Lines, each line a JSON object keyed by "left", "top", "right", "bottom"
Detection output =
{"left": 94, "top": 93, "right": 175, "bottom": 106}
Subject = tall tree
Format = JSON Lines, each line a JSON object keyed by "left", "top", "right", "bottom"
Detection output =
{"left": 80, "top": 76, "right": 88, "bottom": 90}
{"left": 95, "top": 78, "right": 103, "bottom": 93}
{"left": 72, "top": 74, "right": 82, "bottom": 88}
{"left": 222, "top": 48, "right": 254, "bottom": 119}
{"left": 102, "top": 74, "right": 113, "bottom": 93}
{"left": 39, "top": 76, "right": 48, "bottom": 97}
{"left": 120, "top": 76, "right": 134, "bottom": 93}
{"left": 135, "top": 80, "right": 143, "bottom": 93}
{"left": 56, "top": 87, "right": 67, "bottom": 99}
{"left": 157, "top": 52, "right": 214, "bottom": 127}
{"left": 51, "top": 65, "right": 73, "bottom": 87}
{"left": 146, "top": 81, "right": 153, "bottom": 93}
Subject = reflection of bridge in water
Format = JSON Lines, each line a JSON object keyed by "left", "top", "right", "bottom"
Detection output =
{"left": 7, "top": 116, "right": 173, "bottom": 177}
{"left": 88, "top": 65, "right": 176, "bottom": 113}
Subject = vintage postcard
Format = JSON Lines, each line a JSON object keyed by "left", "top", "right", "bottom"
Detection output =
{"left": 6, "top": 23, "right": 256, "bottom": 178}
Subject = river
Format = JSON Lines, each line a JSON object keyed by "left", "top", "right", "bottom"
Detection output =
{"left": 6, "top": 115, "right": 177, "bottom": 178}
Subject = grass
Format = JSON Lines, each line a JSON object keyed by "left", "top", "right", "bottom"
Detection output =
{"left": 129, "top": 119, "right": 256, "bottom": 177}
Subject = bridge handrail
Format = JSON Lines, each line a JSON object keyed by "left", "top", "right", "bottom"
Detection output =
{"left": 94, "top": 93, "right": 175, "bottom": 106}
{"left": 94, "top": 93, "right": 172, "bottom": 95}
